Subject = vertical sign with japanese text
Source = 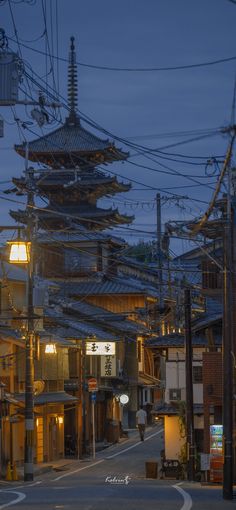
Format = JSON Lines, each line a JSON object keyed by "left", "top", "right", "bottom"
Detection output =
{"left": 101, "top": 355, "right": 116, "bottom": 377}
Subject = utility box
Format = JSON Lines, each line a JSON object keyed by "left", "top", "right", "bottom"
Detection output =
{"left": 0, "top": 51, "right": 20, "bottom": 105}
{"left": 145, "top": 459, "right": 158, "bottom": 479}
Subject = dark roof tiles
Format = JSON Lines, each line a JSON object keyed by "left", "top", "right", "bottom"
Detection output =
{"left": 15, "top": 121, "right": 128, "bottom": 163}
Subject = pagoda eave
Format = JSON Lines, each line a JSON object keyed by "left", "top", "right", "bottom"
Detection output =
{"left": 10, "top": 208, "right": 134, "bottom": 230}
{"left": 37, "top": 178, "right": 131, "bottom": 193}
{"left": 14, "top": 147, "right": 128, "bottom": 169}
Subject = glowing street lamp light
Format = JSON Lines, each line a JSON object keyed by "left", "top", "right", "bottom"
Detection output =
{"left": 8, "top": 240, "right": 31, "bottom": 263}
{"left": 45, "top": 343, "right": 57, "bottom": 354}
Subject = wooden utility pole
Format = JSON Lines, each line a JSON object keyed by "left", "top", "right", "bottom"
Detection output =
{"left": 24, "top": 166, "right": 35, "bottom": 482}
{"left": 156, "top": 193, "right": 163, "bottom": 311}
{"left": 184, "top": 288, "right": 195, "bottom": 481}
{"left": 222, "top": 169, "right": 234, "bottom": 499}
{"left": 231, "top": 193, "right": 236, "bottom": 490}
{"left": 82, "top": 339, "right": 87, "bottom": 456}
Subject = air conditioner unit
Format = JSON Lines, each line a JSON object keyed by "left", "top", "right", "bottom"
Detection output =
{"left": 169, "top": 388, "right": 181, "bottom": 401}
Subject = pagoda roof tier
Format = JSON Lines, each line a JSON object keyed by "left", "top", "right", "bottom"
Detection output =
{"left": 10, "top": 205, "right": 134, "bottom": 230}
{"left": 12, "top": 170, "right": 131, "bottom": 199}
{"left": 14, "top": 38, "right": 129, "bottom": 170}
{"left": 14, "top": 119, "right": 129, "bottom": 169}
{"left": 14, "top": 37, "right": 129, "bottom": 169}
{"left": 36, "top": 228, "right": 126, "bottom": 247}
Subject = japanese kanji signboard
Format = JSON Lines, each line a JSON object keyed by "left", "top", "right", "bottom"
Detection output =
{"left": 100, "top": 355, "right": 116, "bottom": 377}
{"left": 86, "top": 341, "right": 116, "bottom": 356}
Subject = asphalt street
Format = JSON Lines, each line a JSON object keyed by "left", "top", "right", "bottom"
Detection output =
{"left": 0, "top": 425, "right": 235, "bottom": 510}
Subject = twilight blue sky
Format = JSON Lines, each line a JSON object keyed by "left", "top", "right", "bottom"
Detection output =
{"left": 0, "top": 0, "right": 236, "bottom": 253}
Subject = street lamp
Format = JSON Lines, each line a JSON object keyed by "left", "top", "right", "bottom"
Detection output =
{"left": 8, "top": 240, "right": 30, "bottom": 264}
{"left": 7, "top": 169, "right": 35, "bottom": 482}
{"left": 45, "top": 342, "right": 57, "bottom": 354}
{"left": 8, "top": 234, "right": 35, "bottom": 482}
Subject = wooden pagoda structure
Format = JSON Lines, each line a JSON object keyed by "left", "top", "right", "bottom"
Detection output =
{"left": 11, "top": 37, "right": 133, "bottom": 231}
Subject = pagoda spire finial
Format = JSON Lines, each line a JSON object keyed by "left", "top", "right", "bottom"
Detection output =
{"left": 67, "top": 36, "right": 79, "bottom": 124}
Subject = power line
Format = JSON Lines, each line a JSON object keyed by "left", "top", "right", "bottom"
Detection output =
{"left": 7, "top": 36, "right": 236, "bottom": 72}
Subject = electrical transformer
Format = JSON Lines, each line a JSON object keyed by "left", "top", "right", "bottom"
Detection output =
{"left": 0, "top": 51, "right": 20, "bottom": 105}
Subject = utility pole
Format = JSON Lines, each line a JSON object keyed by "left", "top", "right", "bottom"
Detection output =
{"left": 156, "top": 193, "right": 163, "bottom": 311}
{"left": 0, "top": 382, "right": 5, "bottom": 478}
{"left": 184, "top": 288, "right": 195, "bottom": 481}
{"left": 82, "top": 339, "right": 87, "bottom": 456}
{"left": 231, "top": 189, "right": 236, "bottom": 490}
{"left": 222, "top": 166, "right": 233, "bottom": 499}
{"left": 24, "top": 164, "right": 35, "bottom": 482}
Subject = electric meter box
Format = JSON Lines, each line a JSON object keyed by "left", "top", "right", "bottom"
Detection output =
{"left": 0, "top": 51, "right": 20, "bottom": 105}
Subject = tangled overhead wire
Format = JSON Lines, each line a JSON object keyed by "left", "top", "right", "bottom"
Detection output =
{"left": 205, "top": 158, "right": 222, "bottom": 177}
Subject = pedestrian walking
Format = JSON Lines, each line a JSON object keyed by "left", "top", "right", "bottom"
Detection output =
{"left": 136, "top": 406, "right": 147, "bottom": 441}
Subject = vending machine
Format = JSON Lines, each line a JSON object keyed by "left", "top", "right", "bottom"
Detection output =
{"left": 209, "top": 424, "right": 223, "bottom": 482}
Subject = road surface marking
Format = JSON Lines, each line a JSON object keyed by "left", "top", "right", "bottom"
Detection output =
{"left": 53, "top": 428, "right": 163, "bottom": 481}
{"left": 5, "top": 481, "right": 42, "bottom": 491}
{"left": 0, "top": 490, "right": 26, "bottom": 509}
{"left": 173, "top": 483, "right": 192, "bottom": 510}
{"left": 53, "top": 459, "right": 105, "bottom": 481}
{"left": 106, "top": 428, "right": 164, "bottom": 459}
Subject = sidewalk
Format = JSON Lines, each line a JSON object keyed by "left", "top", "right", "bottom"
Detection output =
{"left": 2, "top": 427, "right": 143, "bottom": 482}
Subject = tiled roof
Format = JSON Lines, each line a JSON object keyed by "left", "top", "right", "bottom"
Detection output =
{"left": 192, "top": 297, "right": 222, "bottom": 330}
{"left": 58, "top": 276, "right": 159, "bottom": 297}
{"left": 36, "top": 229, "right": 125, "bottom": 245}
{"left": 192, "top": 313, "right": 222, "bottom": 331}
{"left": 0, "top": 328, "right": 24, "bottom": 346}
{"left": 118, "top": 256, "right": 159, "bottom": 276}
{"left": 53, "top": 297, "right": 148, "bottom": 335}
{"left": 138, "top": 373, "right": 161, "bottom": 387}
{"left": 39, "top": 333, "right": 75, "bottom": 347}
{"left": 15, "top": 391, "right": 77, "bottom": 405}
{"left": 15, "top": 120, "right": 128, "bottom": 160}
{"left": 10, "top": 207, "right": 134, "bottom": 227}
{"left": 13, "top": 171, "right": 131, "bottom": 192}
{"left": 146, "top": 332, "right": 222, "bottom": 347}
{"left": 45, "top": 307, "right": 118, "bottom": 340}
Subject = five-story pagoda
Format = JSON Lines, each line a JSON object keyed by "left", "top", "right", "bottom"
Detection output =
{"left": 10, "top": 37, "right": 133, "bottom": 232}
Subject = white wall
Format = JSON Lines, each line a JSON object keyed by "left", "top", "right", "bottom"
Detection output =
{"left": 164, "top": 416, "right": 185, "bottom": 459}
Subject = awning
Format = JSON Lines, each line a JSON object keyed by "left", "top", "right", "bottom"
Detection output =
{"left": 138, "top": 373, "right": 161, "bottom": 387}
{"left": 14, "top": 391, "right": 78, "bottom": 405}
{"left": 5, "top": 392, "right": 25, "bottom": 407}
